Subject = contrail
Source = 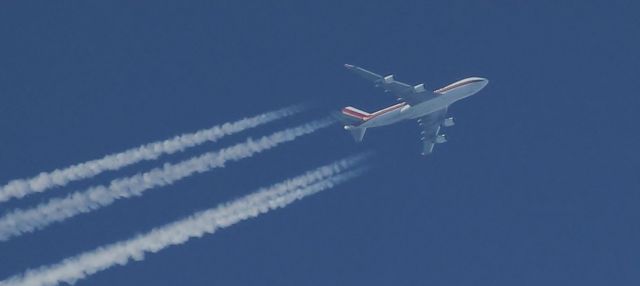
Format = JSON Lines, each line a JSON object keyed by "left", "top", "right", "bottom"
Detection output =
{"left": 0, "top": 105, "right": 304, "bottom": 204}
{"left": 0, "top": 155, "right": 369, "bottom": 286}
{"left": 0, "top": 118, "right": 335, "bottom": 242}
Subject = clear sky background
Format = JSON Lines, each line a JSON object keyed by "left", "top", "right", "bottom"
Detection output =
{"left": 1, "top": 1, "right": 639, "bottom": 285}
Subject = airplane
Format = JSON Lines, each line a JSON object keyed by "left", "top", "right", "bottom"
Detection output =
{"left": 337, "top": 64, "right": 488, "bottom": 155}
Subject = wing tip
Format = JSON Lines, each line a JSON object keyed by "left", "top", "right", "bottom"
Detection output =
{"left": 344, "top": 64, "right": 354, "bottom": 69}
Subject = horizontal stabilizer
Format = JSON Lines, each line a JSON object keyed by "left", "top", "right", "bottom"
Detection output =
{"left": 346, "top": 126, "right": 367, "bottom": 142}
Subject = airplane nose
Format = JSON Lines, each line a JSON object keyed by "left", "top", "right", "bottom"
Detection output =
{"left": 477, "top": 77, "right": 489, "bottom": 89}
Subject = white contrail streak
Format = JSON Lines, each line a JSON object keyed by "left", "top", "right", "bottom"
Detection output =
{"left": 0, "top": 155, "right": 369, "bottom": 286}
{"left": 0, "top": 105, "right": 304, "bottom": 203}
{"left": 0, "top": 118, "right": 334, "bottom": 242}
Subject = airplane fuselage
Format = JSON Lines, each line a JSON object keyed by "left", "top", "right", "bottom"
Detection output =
{"left": 357, "top": 77, "right": 488, "bottom": 128}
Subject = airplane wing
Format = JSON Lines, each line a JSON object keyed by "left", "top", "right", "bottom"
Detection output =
{"left": 344, "top": 64, "right": 432, "bottom": 105}
{"left": 418, "top": 108, "right": 448, "bottom": 155}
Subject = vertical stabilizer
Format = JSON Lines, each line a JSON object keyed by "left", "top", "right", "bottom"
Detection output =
{"left": 342, "top": 106, "right": 370, "bottom": 121}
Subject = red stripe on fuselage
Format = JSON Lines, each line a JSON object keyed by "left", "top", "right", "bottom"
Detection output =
{"left": 435, "top": 78, "right": 484, "bottom": 94}
{"left": 342, "top": 102, "right": 406, "bottom": 122}
{"left": 366, "top": 102, "right": 406, "bottom": 120}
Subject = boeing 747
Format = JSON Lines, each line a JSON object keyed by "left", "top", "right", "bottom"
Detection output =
{"left": 338, "top": 64, "right": 488, "bottom": 155}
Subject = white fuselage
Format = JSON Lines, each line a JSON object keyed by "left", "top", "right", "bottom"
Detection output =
{"left": 358, "top": 77, "right": 488, "bottom": 128}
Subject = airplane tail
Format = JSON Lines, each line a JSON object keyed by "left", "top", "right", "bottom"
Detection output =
{"left": 341, "top": 106, "right": 370, "bottom": 121}
{"left": 333, "top": 106, "right": 370, "bottom": 125}
{"left": 346, "top": 126, "right": 367, "bottom": 142}
{"left": 332, "top": 106, "right": 370, "bottom": 142}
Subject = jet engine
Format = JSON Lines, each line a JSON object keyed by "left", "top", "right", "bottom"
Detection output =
{"left": 383, "top": 75, "right": 394, "bottom": 83}
{"left": 443, "top": 117, "right": 455, "bottom": 127}
{"left": 435, "top": 134, "right": 447, "bottom": 144}
{"left": 413, "top": 83, "right": 426, "bottom": 93}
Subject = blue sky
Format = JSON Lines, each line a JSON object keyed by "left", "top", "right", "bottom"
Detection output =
{"left": 1, "top": 1, "right": 639, "bottom": 285}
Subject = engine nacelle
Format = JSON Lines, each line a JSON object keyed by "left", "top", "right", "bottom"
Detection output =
{"left": 413, "top": 83, "right": 426, "bottom": 93}
{"left": 400, "top": 104, "right": 411, "bottom": 113}
{"left": 383, "top": 74, "right": 394, "bottom": 84}
{"left": 435, "top": 134, "right": 447, "bottom": 144}
{"left": 442, "top": 117, "right": 455, "bottom": 127}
